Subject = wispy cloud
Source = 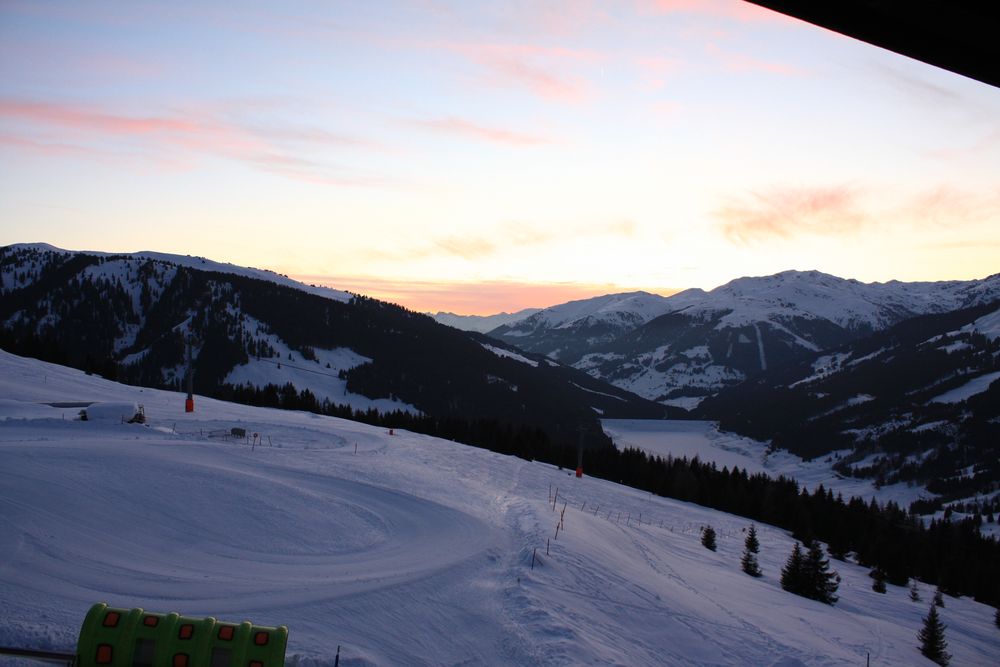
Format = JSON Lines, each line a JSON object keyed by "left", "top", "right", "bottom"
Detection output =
{"left": 430, "top": 40, "right": 601, "bottom": 103}
{"left": 407, "top": 116, "right": 554, "bottom": 146}
{"left": 433, "top": 235, "right": 499, "bottom": 260}
{"left": 717, "top": 183, "right": 1000, "bottom": 245}
{"left": 901, "top": 185, "right": 1000, "bottom": 228}
{"left": 716, "top": 185, "right": 867, "bottom": 244}
{"left": 369, "top": 219, "right": 637, "bottom": 262}
{"left": 446, "top": 219, "right": 635, "bottom": 259}
{"left": 0, "top": 97, "right": 395, "bottom": 187}
{"left": 0, "top": 99, "right": 203, "bottom": 136}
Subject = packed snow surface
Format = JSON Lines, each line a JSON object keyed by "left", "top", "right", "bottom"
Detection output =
{"left": 480, "top": 343, "right": 540, "bottom": 367}
{"left": 2, "top": 350, "right": 998, "bottom": 666}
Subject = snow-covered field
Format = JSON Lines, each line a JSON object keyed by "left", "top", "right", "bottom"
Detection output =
{"left": 2, "top": 350, "right": 998, "bottom": 666}
{"left": 602, "top": 419, "right": 933, "bottom": 510}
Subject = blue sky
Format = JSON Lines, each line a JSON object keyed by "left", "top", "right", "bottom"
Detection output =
{"left": 2, "top": 1, "right": 998, "bottom": 313}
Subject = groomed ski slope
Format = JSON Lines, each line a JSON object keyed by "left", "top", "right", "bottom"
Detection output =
{"left": 1, "top": 350, "right": 997, "bottom": 665}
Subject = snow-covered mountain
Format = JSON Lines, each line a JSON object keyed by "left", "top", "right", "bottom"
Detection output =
{"left": 487, "top": 290, "right": 677, "bottom": 356}
{"left": 488, "top": 270, "right": 1000, "bottom": 408}
{"left": 431, "top": 307, "right": 541, "bottom": 333}
{"left": 698, "top": 299, "right": 1000, "bottom": 505}
{"left": 4, "top": 242, "right": 355, "bottom": 304}
{"left": 3, "top": 349, "right": 998, "bottom": 666}
{"left": 0, "top": 243, "right": 671, "bottom": 448}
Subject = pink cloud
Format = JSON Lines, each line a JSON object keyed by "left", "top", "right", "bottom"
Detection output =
{"left": 0, "top": 133, "right": 104, "bottom": 158}
{"left": 0, "top": 99, "right": 203, "bottom": 136}
{"left": 717, "top": 185, "right": 868, "bottom": 244}
{"left": 430, "top": 41, "right": 601, "bottom": 103}
{"left": 716, "top": 183, "right": 1000, "bottom": 245}
{"left": 409, "top": 116, "right": 553, "bottom": 146}
{"left": 487, "top": 57, "right": 587, "bottom": 102}
{"left": 0, "top": 97, "right": 392, "bottom": 187}
{"left": 902, "top": 185, "right": 1000, "bottom": 228}
{"left": 361, "top": 219, "right": 637, "bottom": 264}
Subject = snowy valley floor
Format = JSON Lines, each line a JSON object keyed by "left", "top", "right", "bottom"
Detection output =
{"left": 1, "top": 350, "right": 998, "bottom": 665}
{"left": 601, "top": 419, "right": 929, "bottom": 509}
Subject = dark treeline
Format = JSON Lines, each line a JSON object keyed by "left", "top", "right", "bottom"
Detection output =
{"left": 223, "top": 382, "right": 559, "bottom": 462}
{"left": 225, "top": 381, "right": 1000, "bottom": 609}
{"left": 585, "top": 446, "right": 1000, "bottom": 608}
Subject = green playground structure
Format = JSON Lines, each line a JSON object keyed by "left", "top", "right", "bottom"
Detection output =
{"left": 0, "top": 603, "right": 289, "bottom": 667}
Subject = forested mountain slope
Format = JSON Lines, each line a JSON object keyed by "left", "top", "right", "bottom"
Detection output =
{"left": 0, "top": 244, "right": 673, "bottom": 447}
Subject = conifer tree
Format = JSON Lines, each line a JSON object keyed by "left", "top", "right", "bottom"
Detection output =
{"left": 780, "top": 542, "right": 806, "bottom": 595}
{"left": 871, "top": 567, "right": 887, "bottom": 594}
{"left": 701, "top": 525, "right": 717, "bottom": 551}
{"left": 741, "top": 525, "right": 762, "bottom": 577}
{"left": 909, "top": 579, "right": 921, "bottom": 602}
{"left": 994, "top": 607, "right": 999, "bottom": 629}
{"left": 917, "top": 604, "right": 951, "bottom": 666}
{"left": 934, "top": 587, "right": 945, "bottom": 608}
{"left": 805, "top": 539, "right": 840, "bottom": 604}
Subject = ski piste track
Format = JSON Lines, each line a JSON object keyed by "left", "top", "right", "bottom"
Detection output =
{"left": 0, "top": 428, "right": 533, "bottom": 666}
{"left": 1, "top": 349, "right": 999, "bottom": 665}
{"left": 1, "top": 439, "right": 494, "bottom": 607}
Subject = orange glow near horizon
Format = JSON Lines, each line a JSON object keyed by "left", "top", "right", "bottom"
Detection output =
{"left": 292, "top": 274, "right": 683, "bottom": 315}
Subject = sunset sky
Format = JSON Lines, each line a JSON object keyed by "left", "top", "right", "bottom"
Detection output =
{"left": 2, "top": 1, "right": 998, "bottom": 314}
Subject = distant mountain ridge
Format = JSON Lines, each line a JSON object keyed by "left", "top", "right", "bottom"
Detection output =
{"left": 6, "top": 242, "right": 355, "bottom": 304}
{"left": 484, "top": 270, "right": 1000, "bottom": 407}
{"left": 431, "top": 308, "right": 542, "bottom": 334}
{"left": 0, "top": 244, "right": 672, "bottom": 448}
